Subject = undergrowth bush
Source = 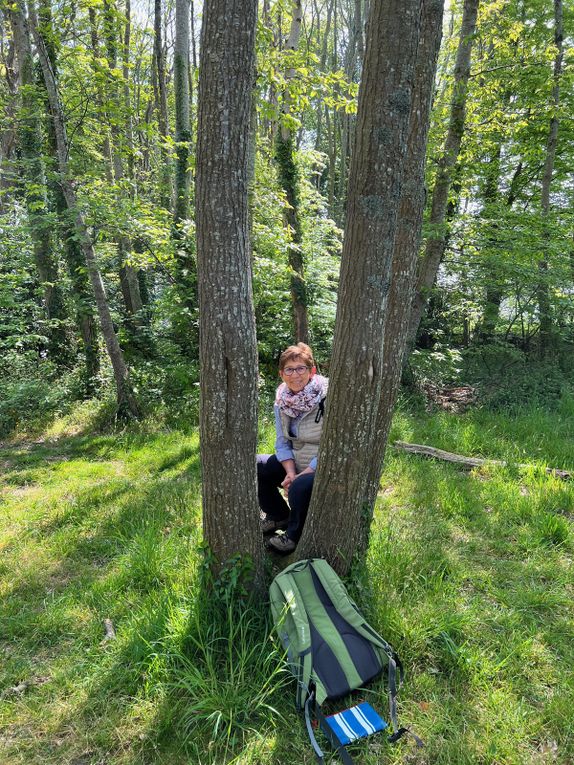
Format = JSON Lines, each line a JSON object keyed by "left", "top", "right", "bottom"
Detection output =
{"left": 0, "top": 354, "right": 75, "bottom": 437}
{"left": 476, "top": 361, "right": 568, "bottom": 411}
{"left": 406, "top": 341, "right": 572, "bottom": 413}
{"left": 130, "top": 357, "right": 200, "bottom": 427}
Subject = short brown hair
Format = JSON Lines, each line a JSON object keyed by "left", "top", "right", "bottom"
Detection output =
{"left": 279, "top": 343, "right": 314, "bottom": 371}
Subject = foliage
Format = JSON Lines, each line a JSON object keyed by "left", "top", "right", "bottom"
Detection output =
{"left": 1, "top": 0, "right": 572, "bottom": 429}
{"left": 0, "top": 352, "right": 78, "bottom": 437}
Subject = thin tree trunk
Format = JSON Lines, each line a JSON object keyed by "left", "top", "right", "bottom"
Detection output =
{"left": 36, "top": 0, "right": 100, "bottom": 393}
{"left": 537, "top": 0, "right": 563, "bottom": 359}
{"left": 355, "top": 0, "right": 364, "bottom": 62}
{"left": 30, "top": 1, "right": 140, "bottom": 418}
{"left": 196, "top": 0, "right": 264, "bottom": 585}
{"left": 102, "top": 0, "right": 145, "bottom": 339}
{"left": 296, "top": 0, "right": 423, "bottom": 573}
{"left": 477, "top": 142, "right": 503, "bottom": 340}
{"left": 174, "top": 0, "right": 191, "bottom": 224}
{"left": 153, "top": 0, "right": 172, "bottom": 209}
{"left": 275, "top": 0, "right": 309, "bottom": 344}
{"left": 170, "top": 0, "right": 197, "bottom": 358}
{"left": 0, "top": 38, "right": 18, "bottom": 202}
{"left": 122, "top": 0, "right": 135, "bottom": 181}
{"left": 88, "top": 7, "right": 114, "bottom": 182}
{"left": 9, "top": 1, "right": 70, "bottom": 363}
{"left": 406, "top": 0, "right": 479, "bottom": 351}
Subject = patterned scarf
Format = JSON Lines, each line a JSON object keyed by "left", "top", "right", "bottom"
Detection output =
{"left": 275, "top": 374, "right": 328, "bottom": 419}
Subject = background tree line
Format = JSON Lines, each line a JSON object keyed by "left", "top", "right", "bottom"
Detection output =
{"left": 0, "top": 0, "right": 572, "bottom": 573}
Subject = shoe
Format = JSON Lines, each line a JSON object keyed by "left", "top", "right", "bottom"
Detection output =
{"left": 260, "top": 511, "right": 288, "bottom": 535}
{"left": 268, "top": 530, "right": 297, "bottom": 554}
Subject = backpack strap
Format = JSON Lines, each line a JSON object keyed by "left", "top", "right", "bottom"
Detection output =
{"left": 386, "top": 652, "right": 402, "bottom": 739}
{"left": 305, "top": 688, "right": 356, "bottom": 765}
{"left": 314, "top": 397, "right": 326, "bottom": 423}
{"left": 307, "top": 560, "right": 422, "bottom": 746}
{"left": 271, "top": 569, "right": 323, "bottom": 708}
{"left": 304, "top": 690, "right": 325, "bottom": 764}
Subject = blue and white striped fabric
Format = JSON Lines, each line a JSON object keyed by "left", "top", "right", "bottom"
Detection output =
{"left": 325, "top": 702, "right": 388, "bottom": 745}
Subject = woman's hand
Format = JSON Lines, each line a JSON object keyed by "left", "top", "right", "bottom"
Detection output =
{"left": 282, "top": 467, "right": 314, "bottom": 496}
{"left": 281, "top": 472, "right": 296, "bottom": 494}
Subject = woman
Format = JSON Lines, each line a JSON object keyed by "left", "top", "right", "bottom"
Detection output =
{"left": 257, "top": 343, "right": 328, "bottom": 553}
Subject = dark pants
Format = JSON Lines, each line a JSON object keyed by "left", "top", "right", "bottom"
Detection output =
{"left": 257, "top": 454, "right": 314, "bottom": 542}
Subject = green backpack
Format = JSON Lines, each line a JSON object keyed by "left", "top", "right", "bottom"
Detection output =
{"left": 270, "top": 558, "right": 420, "bottom": 764}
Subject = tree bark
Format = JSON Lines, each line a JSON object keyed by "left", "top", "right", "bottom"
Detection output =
{"left": 0, "top": 37, "right": 18, "bottom": 202}
{"left": 406, "top": 0, "right": 479, "bottom": 351}
{"left": 122, "top": 0, "right": 135, "bottom": 181}
{"left": 88, "top": 6, "right": 114, "bottom": 183}
{"left": 275, "top": 0, "right": 309, "bottom": 344}
{"left": 36, "top": 0, "right": 100, "bottom": 393}
{"left": 361, "top": 0, "right": 444, "bottom": 513}
{"left": 477, "top": 142, "right": 503, "bottom": 340}
{"left": 174, "top": 0, "right": 191, "bottom": 225}
{"left": 537, "top": 0, "right": 563, "bottom": 359}
{"left": 101, "top": 0, "right": 144, "bottom": 336}
{"left": 9, "top": 1, "right": 70, "bottom": 363}
{"left": 153, "top": 0, "right": 172, "bottom": 209}
{"left": 30, "top": 1, "right": 140, "bottom": 419}
{"left": 196, "top": 0, "right": 264, "bottom": 585}
{"left": 296, "top": 0, "right": 423, "bottom": 573}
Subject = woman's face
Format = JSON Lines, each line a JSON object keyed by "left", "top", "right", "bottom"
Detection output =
{"left": 280, "top": 358, "right": 313, "bottom": 393}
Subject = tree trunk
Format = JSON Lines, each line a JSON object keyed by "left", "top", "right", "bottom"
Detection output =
{"left": 153, "top": 0, "right": 172, "bottom": 209}
{"left": 476, "top": 142, "right": 503, "bottom": 341}
{"left": 537, "top": 0, "right": 563, "bottom": 359}
{"left": 172, "top": 0, "right": 197, "bottom": 354}
{"left": 196, "top": 0, "right": 264, "bottom": 585}
{"left": 88, "top": 6, "right": 114, "bottom": 183}
{"left": 9, "top": 1, "right": 70, "bottom": 364}
{"left": 296, "top": 0, "right": 423, "bottom": 573}
{"left": 275, "top": 0, "right": 309, "bottom": 344}
{"left": 30, "top": 1, "right": 140, "bottom": 419}
{"left": 101, "top": 0, "right": 145, "bottom": 342}
{"left": 174, "top": 0, "right": 191, "bottom": 225}
{"left": 0, "top": 38, "right": 18, "bottom": 202}
{"left": 361, "top": 0, "right": 445, "bottom": 515}
{"left": 122, "top": 0, "right": 135, "bottom": 182}
{"left": 36, "top": 0, "right": 100, "bottom": 393}
{"left": 406, "top": 0, "right": 479, "bottom": 351}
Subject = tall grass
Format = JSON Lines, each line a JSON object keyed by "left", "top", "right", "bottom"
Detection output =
{"left": 0, "top": 398, "right": 573, "bottom": 763}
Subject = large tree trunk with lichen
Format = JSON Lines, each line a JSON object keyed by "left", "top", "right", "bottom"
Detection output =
{"left": 296, "top": 0, "right": 423, "bottom": 574}
{"left": 31, "top": 1, "right": 140, "bottom": 419}
{"left": 361, "top": 0, "right": 444, "bottom": 509}
{"left": 196, "top": 0, "right": 264, "bottom": 586}
{"left": 406, "top": 0, "right": 479, "bottom": 352}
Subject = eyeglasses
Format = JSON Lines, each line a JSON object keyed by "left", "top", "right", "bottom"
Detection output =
{"left": 283, "top": 365, "right": 310, "bottom": 376}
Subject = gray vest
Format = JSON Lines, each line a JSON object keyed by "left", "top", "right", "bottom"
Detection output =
{"left": 280, "top": 399, "right": 325, "bottom": 472}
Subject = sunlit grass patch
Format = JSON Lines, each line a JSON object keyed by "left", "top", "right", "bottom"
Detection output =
{"left": 1, "top": 400, "right": 574, "bottom": 764}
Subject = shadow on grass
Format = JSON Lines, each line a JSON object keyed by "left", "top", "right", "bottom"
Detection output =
{"left": 368, "top": 452, "right": 574, "bottom": 762}
{"left": 3, "top": 431, "right": 573, "bottom": 764}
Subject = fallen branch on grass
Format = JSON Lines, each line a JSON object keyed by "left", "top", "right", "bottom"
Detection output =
{"left": 392, "top": 441, "right": 571, "bottom": 480}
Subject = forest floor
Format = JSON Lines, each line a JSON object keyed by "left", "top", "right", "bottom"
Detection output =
{"left": 1, "top": 397, "right": 573, "bottom": 765}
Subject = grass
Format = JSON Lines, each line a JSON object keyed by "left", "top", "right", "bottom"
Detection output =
{"left": 0, "top": 398, "right": 573, "bottom": 764}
